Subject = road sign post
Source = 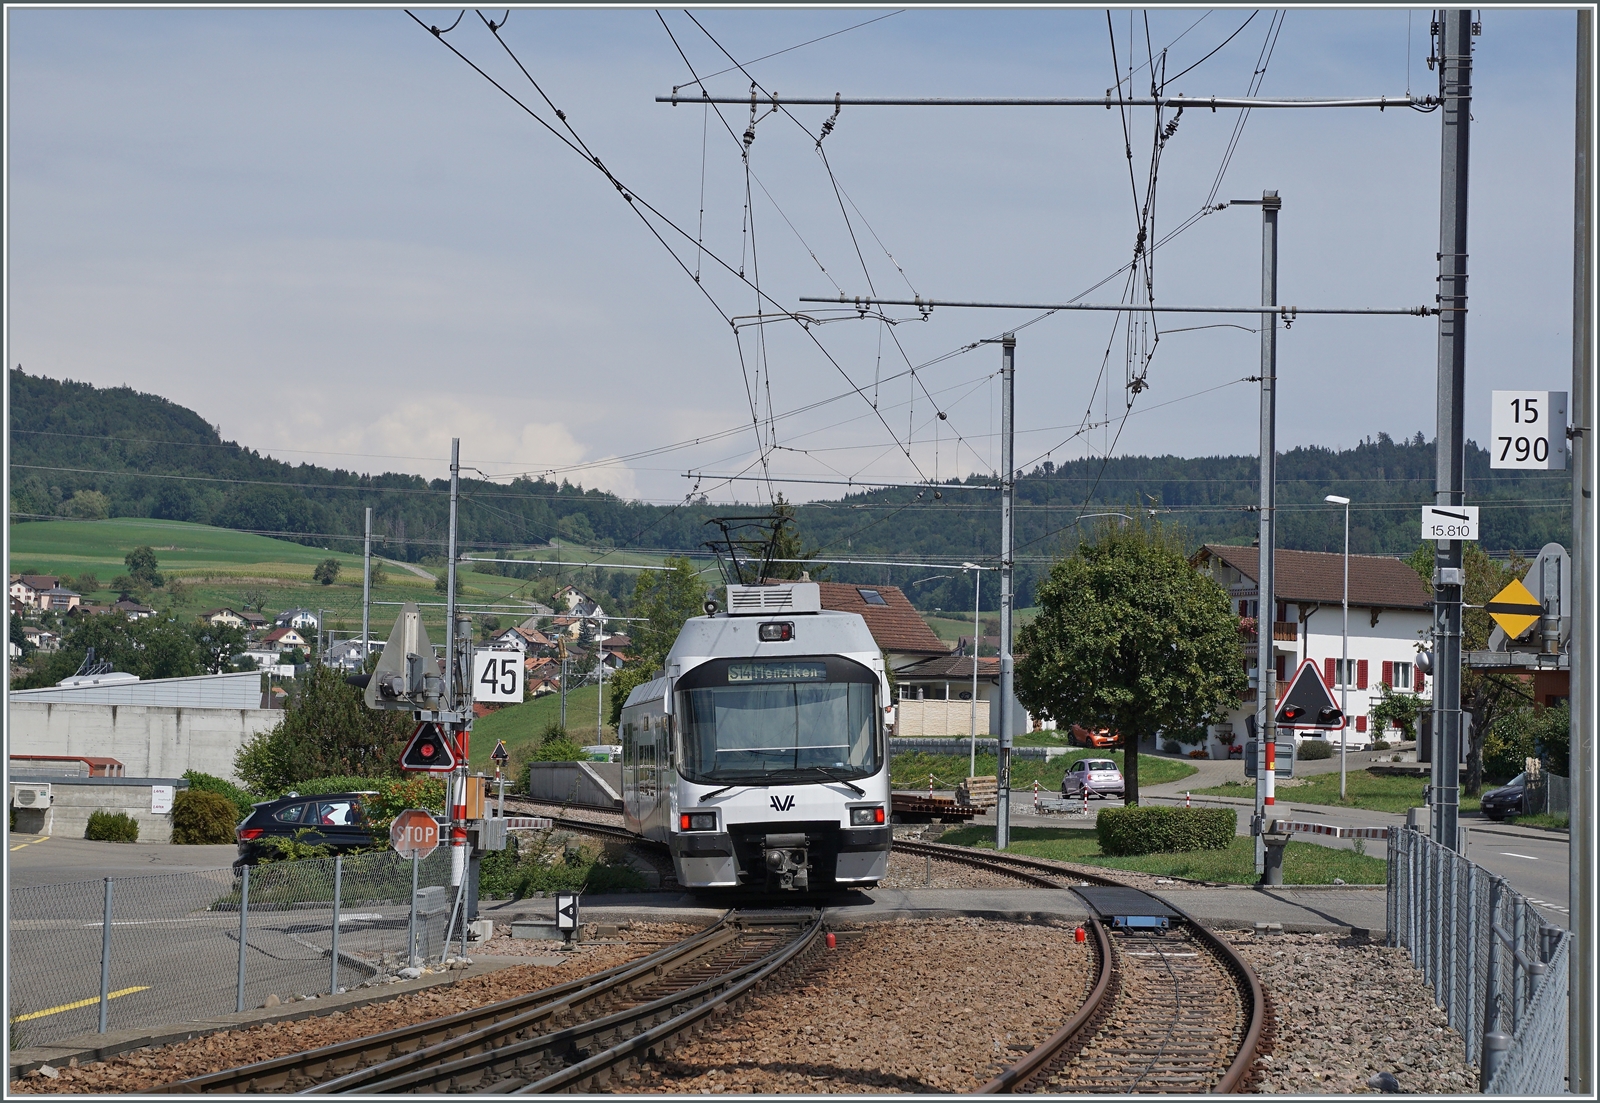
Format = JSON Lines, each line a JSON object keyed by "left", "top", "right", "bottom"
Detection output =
{"left": 491, "top": 740, "right": 509, "bottom": 817}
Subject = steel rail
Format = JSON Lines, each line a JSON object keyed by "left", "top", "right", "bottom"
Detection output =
{"left": 892, "top": 840, "right": 1268, "bottom": 1093}
{"left": 144, "top": 915, "right": 736, "bottom": 1094}
{"left": 350, "top": 911, "right": 821, "bottom": 1094}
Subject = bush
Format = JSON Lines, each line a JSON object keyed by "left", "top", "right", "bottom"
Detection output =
{"left": 1095, "top": 805, "right": 1235, "bottom": 856}
{"left": 1297, "top": 739, "right": 1334, "bottom": 760}
{"left": 1372, "top": 740, "right": 1392, "bottom": 752}
{"left": 182, "top": 770, "right": 256, "bottom": 821}
{"left": 170, "top": 789, "right": 239, "bottom": 844}
{"left": 85, "top": 811, "right": 139, "bottom": 843}
{"left": 1161, "top": 740, "right": 1181, "bottom": 754}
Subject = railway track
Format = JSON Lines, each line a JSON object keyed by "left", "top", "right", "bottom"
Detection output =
{"left": 148, "top": 910, "right": 821, "bottom": 1095}
{"left": 890, "top": 841, "right": 1271, "bottom": 1094}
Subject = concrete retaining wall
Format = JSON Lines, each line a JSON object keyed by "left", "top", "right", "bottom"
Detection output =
{"left": 527, "top": 763, "right": 622, "bottom": 811}
{"left": 10, "top": 777, "right": 189, "bottom": 843}
{"left": 7, "top": 702, "right": 278, "bottom": 783}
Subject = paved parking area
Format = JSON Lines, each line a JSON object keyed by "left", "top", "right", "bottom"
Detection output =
{"left": 7, "top": 836, "right": 237, "bottom": 888}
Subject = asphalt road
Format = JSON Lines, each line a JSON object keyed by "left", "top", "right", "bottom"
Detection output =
{"left": 8, "top": 835, "right": 238, "bottom": 888}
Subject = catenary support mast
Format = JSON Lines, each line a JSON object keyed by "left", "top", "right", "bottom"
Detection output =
{"left": 1570, "top": 7, "right": 1594, "bottom": 1092}
{"left": 1431, "top": 10, "right": 1472, "bottom": 851}
{"left": 996, "top": 335, "right": 1016, "bottom": 850}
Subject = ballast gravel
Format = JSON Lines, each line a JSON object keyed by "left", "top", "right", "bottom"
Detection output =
{"left": 1225, "top": 930, "right": 1477, "bottom": 1095}
{"left": 613, "top": 917, "right": 1095, "bottom": 1094}
{"left": 11, "top": 922, "right": 704, "bottom": 1095}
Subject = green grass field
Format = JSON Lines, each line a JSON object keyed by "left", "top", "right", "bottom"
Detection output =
{"left": 937, "top": 824, "right": 1387, "bottom": 885}
{"left": 890, "top": 748, "right": 1196, "bottom": 791}
{"left": 469, "top": 686, "right": 612, "bottom": 773}
{"left": 7, "top": 518, "right": 572, "bottom": 639}
{"left": 1194, "top": 767, "right": 1480, "bottom": 816}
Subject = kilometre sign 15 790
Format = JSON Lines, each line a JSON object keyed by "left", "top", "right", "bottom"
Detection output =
{"left": 1490, "top": 390, "right": 1567, "bottom": 470}
{"left": 1422, "top": 505, "right": 1479, "bottom": 541}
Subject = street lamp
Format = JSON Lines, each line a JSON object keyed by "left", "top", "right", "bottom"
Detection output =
{"left": 1326, "top": 494, "right": 1352, "bottom": 799}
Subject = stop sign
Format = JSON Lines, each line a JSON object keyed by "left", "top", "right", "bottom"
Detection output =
{"left": 390, "top": 808, "right": 440, "bottom": 859}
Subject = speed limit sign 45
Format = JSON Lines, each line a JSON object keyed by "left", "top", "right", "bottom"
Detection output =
{"left": 1491, "top": 391, "right": 1567, "bottom": 470}
{"left": 473, "top": 650, "right": 524, "bottom": 703}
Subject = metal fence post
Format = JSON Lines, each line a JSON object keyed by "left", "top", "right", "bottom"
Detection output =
{"left": 1445, "top": 848, "right": 1458, "bottom": 1026}
{"left": 98, "top": 878, "right": 113, "bottom": 1033}
{"left": 1387, "top": 827, "right": 1398, "bottom": 947}
{"left": 1513, "top": 895, "right": 1528, "bottom": 1037}
{"left": 330, "top": 856, "right": 343, "bottom": 996}
{"left": 236, "top": 866, "right": 250, "bottom": 1013}
{"left": 1483, "top": 876, "right": 1508, "bottom": 1090}
{"left": 1410, "top": 829, "right": 1421, "bottom": 962}
{"left": 407, "top": 853, "right": 420, "bottom": 968}
{"left": 1466, "top": 860, "right": 1479, "bottom": 1063}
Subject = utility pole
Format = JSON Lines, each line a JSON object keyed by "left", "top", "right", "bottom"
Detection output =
{"left": 1235, "top": 190, "right": 1282, "bottom": 877}
{"left": 362, "top": 507, "right": 372, "bottom": 671}
{"left": 1570, "top": 7, "right": 1593, "bottom": 1092}
{"left": 1431, "top": 9, "right": 1472, "bottom": 850}
{"left": 445, "top": 439, "right": 468, "bottom": 896}
{"left": 996, "top": 335, "right": 1016, "bottom": 850}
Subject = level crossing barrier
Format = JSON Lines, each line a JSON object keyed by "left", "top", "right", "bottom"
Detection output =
{"left": 1386, "top": 824, "right": 1568, "bottom": 1093}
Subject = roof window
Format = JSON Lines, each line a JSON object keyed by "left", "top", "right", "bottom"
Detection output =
{"left": 856, "top": 588, "right": 888, "bottom": 606}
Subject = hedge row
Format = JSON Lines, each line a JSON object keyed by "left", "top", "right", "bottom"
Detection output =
{"left": 85, "top": 810, "right": 139, "bottom": 842}
{"left": 1095, "top": 805, "right": 1236, "bottom": 856}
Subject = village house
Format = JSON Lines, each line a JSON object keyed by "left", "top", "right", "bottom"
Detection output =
{"left": 1193, "top": 544, "right": 1433, "bottom": 756}
{"left": 38, "top": 586, "right": 81, "bottom": 613}
{"left": 111, "top": 598, "right": 157, "bottom": 621}
{"left": 203, "top": 607, "right": 267, "bottom": 632}
{"left": 491, "top": 624, "right": 553, "bottom": 653}
{"left": 10, "top": 575, "right": 42, "bottom": 609}
{"left": 260, "top": 626, "right": 310, "bottom": 653}
{"left": 275, "top": 608, "right": 320, "bottom": 632}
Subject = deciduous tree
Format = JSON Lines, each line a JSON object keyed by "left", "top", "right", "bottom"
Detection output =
{"left": 608, "top": 556, "right": 704, "bottom": 726}
{"left": 1015, "top": 520, "right": 1245, "bottom": 805}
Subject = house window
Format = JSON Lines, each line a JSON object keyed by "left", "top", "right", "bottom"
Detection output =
{"left": 1391, "top": 661, "right": 1413, "bottom": 692}
{"left": 857, "top": 588, "right": 888, "bottom": 606}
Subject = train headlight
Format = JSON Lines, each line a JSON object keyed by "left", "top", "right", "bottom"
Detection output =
{"left": 680, "top": 812, "right": 716, "bottom": 832}
{"left": 850, "top": 806, "right": 885, "bottom": 826}
{"left": 758, "top": 621, "right": 794, "bottom": 642}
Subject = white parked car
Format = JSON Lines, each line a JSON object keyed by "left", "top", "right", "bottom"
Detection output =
{"left": 1062, "top": 758, "right": 1125, "bottom": 800}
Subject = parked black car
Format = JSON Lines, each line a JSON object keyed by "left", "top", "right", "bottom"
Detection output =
{"left": 234, "top": 792, "right": 381, "bottom": 871}
{"left": 1479, "top": 774, "right": 1528, "bottom": 821}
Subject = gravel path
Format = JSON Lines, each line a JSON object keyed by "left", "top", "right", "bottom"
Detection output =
{"left": 12, "top": 923, "right": 703, "bottom": 1094}
{"left": 1224, "top": 931, "right": 1476, "bottom": 1094}
{"left": 613, "top": 917, "right": 1094, "bottom": 1094}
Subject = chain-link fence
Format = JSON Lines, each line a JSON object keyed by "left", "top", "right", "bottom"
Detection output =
{"left": 1387, "top": 825, "right": 1568, "bottom": 1093}
{"left": 1524, "top": 772, "right": 1569, "bottom": 817}
{"left": 9, "top": 849, "right": 457, "bottom": 1050}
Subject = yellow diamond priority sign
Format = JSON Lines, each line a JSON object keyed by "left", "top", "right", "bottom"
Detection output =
{"left": 1485, "top": 577, "right": 1544, "bottom": 640}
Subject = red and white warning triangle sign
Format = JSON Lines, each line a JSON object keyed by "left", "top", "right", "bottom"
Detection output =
{"left": 1274, "top": 659, "right": 1346, "bottom": 729}
{"left": 400, "top": 722, "right": 458, "bottom": 772}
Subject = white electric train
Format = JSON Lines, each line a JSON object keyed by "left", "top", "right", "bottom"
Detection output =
{"left": 620, "top": 581, "right": 892, "bottom": 893}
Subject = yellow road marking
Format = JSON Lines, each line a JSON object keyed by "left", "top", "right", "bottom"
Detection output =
{"left": 10, "top": 836, "right": 50, "bottom": 851}
{"left": 11, "top": 987, "right": 150, "bottom": 1023}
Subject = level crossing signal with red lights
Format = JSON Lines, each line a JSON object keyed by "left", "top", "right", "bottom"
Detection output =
{"left": 1273, "top": 659, "right": 1345, "bottom": 729}
{"left": 400, "top": 721, "right": 458, "bottom": 772}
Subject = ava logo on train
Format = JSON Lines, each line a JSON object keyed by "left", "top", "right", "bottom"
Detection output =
{"left": 770, "top": 794, "right": 797, "bottom": 812}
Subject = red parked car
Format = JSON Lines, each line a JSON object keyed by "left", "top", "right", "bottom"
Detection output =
{"left": 1069, "top": 724, "right": 1122, "bottom": 749}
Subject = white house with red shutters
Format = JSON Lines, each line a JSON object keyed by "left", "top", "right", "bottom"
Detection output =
{"left": 1193, "top": 545, "right": 1433, "bottom": 754}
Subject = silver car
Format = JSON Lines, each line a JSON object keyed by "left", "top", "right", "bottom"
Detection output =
{"left": 1062, "top": 758, "right": 1125, "bottom": 799}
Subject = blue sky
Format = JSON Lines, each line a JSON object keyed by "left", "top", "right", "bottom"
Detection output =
{"left": 6, "top": 7, "right": 1581, "bottom": 505}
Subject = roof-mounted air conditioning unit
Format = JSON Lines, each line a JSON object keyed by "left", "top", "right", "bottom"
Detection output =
{"left": 726, "top": 582, "right": 822, "bottom": 616}
{"left": 11, "top": 783, "right": 52, "bottom": 809}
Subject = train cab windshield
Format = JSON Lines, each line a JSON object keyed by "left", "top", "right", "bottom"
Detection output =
{"left": 676, "top": 656, "right": 881, "bottom": 784}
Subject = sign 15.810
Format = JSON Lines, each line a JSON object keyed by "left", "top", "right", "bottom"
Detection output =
{"left": 1491, "top": 390, "right": 1567, "bottom": 470}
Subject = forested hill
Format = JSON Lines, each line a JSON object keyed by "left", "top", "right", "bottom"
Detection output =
{"left": 9, "top": 368, "right": 1572, "bottom": 612}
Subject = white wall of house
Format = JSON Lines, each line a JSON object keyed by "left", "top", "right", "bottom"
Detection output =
{"left": 1208, "top": 605, "right": 1432, "bottom": 755}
